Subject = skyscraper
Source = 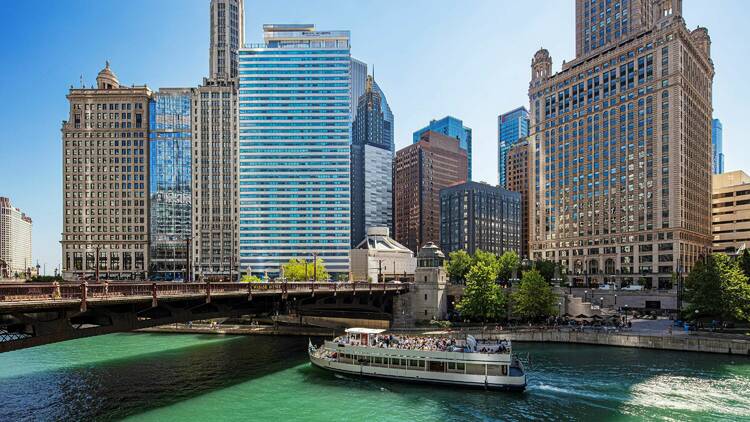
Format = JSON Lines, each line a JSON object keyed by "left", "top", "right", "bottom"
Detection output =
{"left": 209, "top": 0, "right": 245, "bottom": 81}
{"left": 0, "top": 197, "right": 32, "bottom": 278}
{"left": 413, "top": 116, "right": 472, "bottom": 180}
{"left": 149, "top": 88, "right": 192, "bottom": 281}
{"left": 62, "top": 63, "right": 152, "bottom": 280}
{"left": 351, "top": 75, "right": 393, "bottom": 246}
{"left": 712, "top": 118, "right": 724, "bottom": 174}
{"left": 394, "top": 131, "right": 468, "bottom": 253}
{"left": 529, "top": 0, "right": 714, "bottom": 289}
{"left": 373, "top": 80, "right": 394, "bottom": 150}
{"left": 350, "top": 58, "right": 367, "bottom": 121}
{"left": 575, "top": 0, "right": 656, "bottom": 58}
{"left": 712, "top": 171, "right": 750, "bottom": 253}
{"left": 505, "top": 138, "right": 531, "bottom": 259}
{"left": 191, "top": 0, "right": 242, "bottom": 280}
{"left": 497, "top": 106, "right": 529, "bottom": 187}
{"left": 238, "top": 24, "right": 352, "bottom": 276}
{"left": 440, "top": 182, "right": 521, "bottom": 256}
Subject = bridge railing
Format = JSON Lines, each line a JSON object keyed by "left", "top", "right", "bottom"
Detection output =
{"left": 0, "top": 281, "right": 408, "bottom": 303}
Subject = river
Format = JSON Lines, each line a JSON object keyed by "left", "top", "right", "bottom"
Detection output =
{"left": 0, "top": 333, "right": 748, "bottom": 421}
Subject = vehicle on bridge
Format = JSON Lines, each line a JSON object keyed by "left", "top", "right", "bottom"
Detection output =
{"left": 309, "top": 328, "right": 526, "bottom": 391}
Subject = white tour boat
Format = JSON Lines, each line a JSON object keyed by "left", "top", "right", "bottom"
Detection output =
{"left": 309, "top": 328, "right": 526, "bottom": 391}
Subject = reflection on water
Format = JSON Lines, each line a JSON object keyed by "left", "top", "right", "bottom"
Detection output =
{"left": 0, "top": 333, "right": 748, "bottom": 421}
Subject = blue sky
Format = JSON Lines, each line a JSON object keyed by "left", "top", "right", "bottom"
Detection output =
{"left": 1, "top": 0, "right": 747, "bottom": 273}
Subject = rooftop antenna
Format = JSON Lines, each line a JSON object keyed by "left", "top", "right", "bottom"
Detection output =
{"left": 80, "top": 75, "right": 84, "bottom": 88}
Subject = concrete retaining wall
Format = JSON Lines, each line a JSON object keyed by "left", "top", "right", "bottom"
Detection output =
{"left": 481, "top": 330, "right": 750, "bottom": 355}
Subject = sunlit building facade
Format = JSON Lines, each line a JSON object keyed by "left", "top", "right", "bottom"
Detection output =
{"left": 497, "top": 106, "right": 529, "bottom": 187}
{"left": 529, "top": 0, "right": 714, "bottom": 288}
{"left": 413, "top": 116, "right": 472, "bottom": 181}
{"left": 238, "top": 24, "right": 352, "bottom": 276}
{"left": 61, "top": 63, "right": 151, "bottom": 280}
{"left": 149, "top": 88, "right": 192, "bottom": 280}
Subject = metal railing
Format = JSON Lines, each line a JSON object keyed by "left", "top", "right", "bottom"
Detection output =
{"left": 0, "top": 281, "right": 407, "bottom": 304}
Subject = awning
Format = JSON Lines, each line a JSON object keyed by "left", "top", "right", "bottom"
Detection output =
{"left": 344, "top": 328, "right": 386, "bottom": 334}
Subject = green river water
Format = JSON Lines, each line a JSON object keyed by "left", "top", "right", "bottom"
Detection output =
{"left": 0, "top": 333, "right": 748, "bottom": 421}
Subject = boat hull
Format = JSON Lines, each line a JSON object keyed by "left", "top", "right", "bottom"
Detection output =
{"left": 309, "top": 351, "right": 526, "bottom": 391}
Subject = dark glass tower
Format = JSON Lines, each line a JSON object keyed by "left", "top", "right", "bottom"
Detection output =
{"left": 351, "top": 75, "right": 393, "bottom": 246}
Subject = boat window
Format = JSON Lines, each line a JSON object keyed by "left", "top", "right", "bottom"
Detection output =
{"left": 487, "top": 364, "right": 503, "bottom": 376}
{"left": 465, "top": 363, "right": 485, "bottom": 375}
{"left": 428, "top": 361, "right": 445, "bottom": 372}
{"left": 408, "top": 359, "right": 424, "bottom": 369}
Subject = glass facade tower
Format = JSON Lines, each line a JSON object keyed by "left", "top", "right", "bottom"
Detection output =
{"left": 712, "top": 118, "right": 724, "bottom": 174}
{"left": 149, "top": 89, "right": 192, "bottom": 280}
{"left": 351, "top": 75, "right": 393, "bottom": 246}
{"left": 497, "top": 106, "right": 529, "bottom": 187}
{"left": 238, "top": 24, "right": 352, "bottom": 276}
{"left": 413, "top": 116, "right": 472, "bottom": 180}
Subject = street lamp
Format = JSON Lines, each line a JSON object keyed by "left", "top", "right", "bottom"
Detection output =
{"left": 600, "top": 296, "right": 604, "bottom": 308}
{"left": 584, "top": 289, "right": 588, "bottom": 303}
{"left": 614, "top": 294, "right": 617, "bottom": 305}
{"left": 557, "top": 301, "right": 562, "bottom": 316}
{"left": 624, "top": 304, "right": 629, "bottom": 324}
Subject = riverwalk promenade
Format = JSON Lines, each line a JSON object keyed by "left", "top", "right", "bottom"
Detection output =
{"left": 143, "top": 319, "right": 750, "bottom": 356}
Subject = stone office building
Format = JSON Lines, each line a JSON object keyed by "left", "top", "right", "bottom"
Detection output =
{"left": 61, "top": 63, "right": 151, "bottom": 280}
{"left": 528, "top": 0, "right": 714, "bottom": 288}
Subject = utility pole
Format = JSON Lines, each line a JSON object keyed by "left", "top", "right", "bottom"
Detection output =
{"left": 305, "top": 258, "right": 309, "bottom": 281}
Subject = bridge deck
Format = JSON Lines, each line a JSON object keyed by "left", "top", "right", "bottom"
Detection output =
{"left": 0, "top": 281, "right": 407, "bottom": 311}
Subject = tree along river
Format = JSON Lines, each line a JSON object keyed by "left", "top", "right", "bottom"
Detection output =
{"left": 0, "top": 333, "right": 748, "bottom": 421}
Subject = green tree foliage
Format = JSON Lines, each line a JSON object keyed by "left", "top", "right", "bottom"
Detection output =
{"left": 739, "top": 249, "right": 750, "bottom": 279}
{"left": 512, "top": 269, "right": 557, "bottom": 321}
{"left": 240, "top": 275, "right": 262, "bottom": 283}
{"left": 281, "top": 258, "right": 329, "bottom": 281}
{"left": 684, "top": 254, "right": 750, "bottom": 322}
{"left": 473, "top": 250, "right": 499, "bottom": 273}
{"left": 446, "top": 250, "right": 473, "bottom": 283}
{"left": 534, "top": 260, "right": 557, "bottom": 283}
{"left": 456, "top": 262, "right": 507, "bottom": 321}
{"left": 497, "top": 251, "right": 520, "bottom": 282}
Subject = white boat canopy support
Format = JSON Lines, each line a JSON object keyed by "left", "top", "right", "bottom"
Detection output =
{"left": 344, "top": 328, "right": 387, "bottom": 335}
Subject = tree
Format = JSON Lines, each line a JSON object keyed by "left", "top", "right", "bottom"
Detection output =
{"left": 534, "top": 260, "right": 557, "bottom": 283}
{"left": 497, "top": 251, "right": 520, "bottom": 282}
{"left": 456, "top": 262, "right": 507, "bottom": 322}
{"left": 684, "top": 253, "right": 750, "bottom": 322}
{"left": 473, "top": 250, "right": 499, "bottom": 273}
{"left": 240, "top": 275, "right": 262, "bottom": 283}
{"left": 512, "top": 269, "right": 557, "bottom": 321}
{"left": 446, "top": 250, "right": 472, "bottom": 283}
{"left": 739, "top": 249, "right": 750, "bottom": 279}
{"left": 281, "top": 258, "right": 329, "bottom": 281}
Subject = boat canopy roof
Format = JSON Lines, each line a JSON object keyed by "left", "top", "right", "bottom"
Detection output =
{"left": 345, "top": 328, "right": 386, "bottom": 335}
